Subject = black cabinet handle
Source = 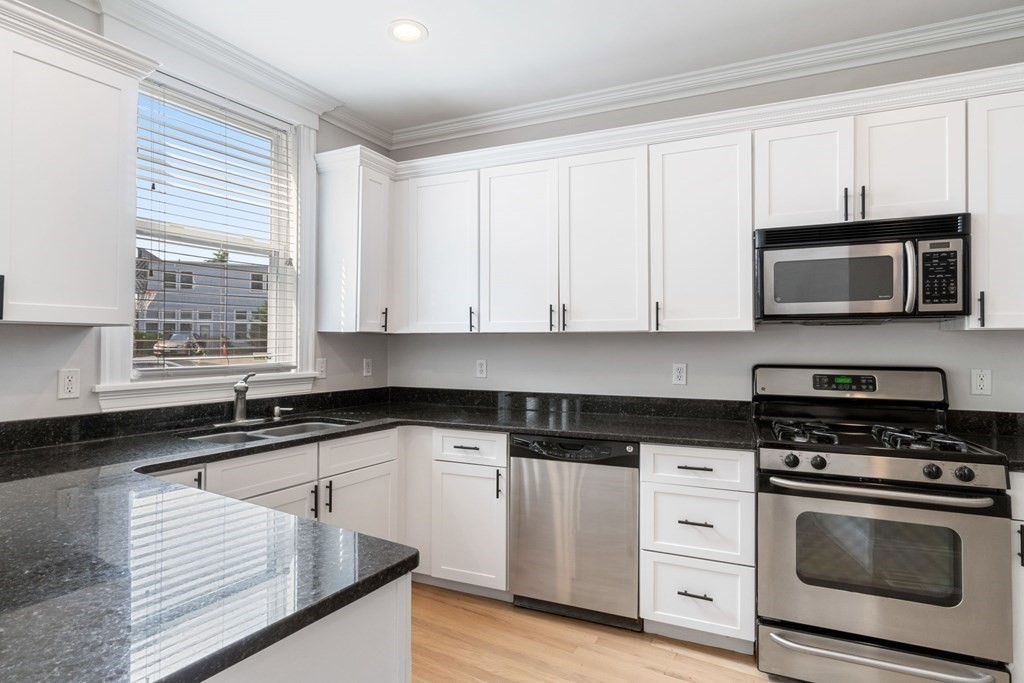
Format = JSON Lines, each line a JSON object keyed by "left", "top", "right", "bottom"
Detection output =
{"left": 453, "top": 445, "right": 480, "bottom": 451}
{"left": 469, "top": 306, "right": 475, "bottom": 332}
{"left": 1017, "top": 524, "right": 1023, "bottom": 567}
{"left": 677, "top": 590, "right": 713, "bottom": 602}
{"left": 678, "top": 519, "right": 714, "bottom": 529}
{"left": 325, "top": 480, "right": 333, "bottom": 513}
{"left": 311, "top": 485, "right": 319, "bottom": 519}
{"left": 843, "top": 187, "right": 849, "bottom": 221}
{"left": 860, "top": 185, "right": 866, "bottom": 219}
{"left": 549, "top": 304, "right": 554, "bottom": 332}
{"left": 382, "top": 307, "right": 389, "bottom": 331}
{"left": 561, "top": 304, "right": 567, "bottom": 331}
{"left": 495, "top": 469, "right": 502, "bottom": 499}
{"left": 194, "top": 471, "right": 203, "bottom": 489}
{"left": 0, "top": 274, "right": 5, "bottom": 320}
{"left": 655, "top": 301, "right": 661, "bottom": 331}
{"left": 677, "top": 465, "right": 714, "bottom": 472}
{"left": 978, "top": 291, "right": 986, "bottom": 328}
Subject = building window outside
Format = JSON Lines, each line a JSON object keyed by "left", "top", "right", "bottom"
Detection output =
{"left": 134, "top": 81, "right": 296, "bottom": 376}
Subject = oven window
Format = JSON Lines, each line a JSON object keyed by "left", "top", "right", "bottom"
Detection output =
{"left": 774, "top": 256, "right": 894, "bottom": 303}
{"left": 795, "top": 512, "right": 962, "bottom": 607}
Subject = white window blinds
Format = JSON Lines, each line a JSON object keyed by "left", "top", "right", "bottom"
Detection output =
{"left": 135, "top": 81, "right": 297, "bottom": 377}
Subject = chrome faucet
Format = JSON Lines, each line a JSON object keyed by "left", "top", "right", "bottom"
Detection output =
{"left": 233, "top": 373, "right": 256, "bottom": 422}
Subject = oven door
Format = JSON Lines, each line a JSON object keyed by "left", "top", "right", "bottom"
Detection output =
{"left": 758, "top": 476, "right": 1012, "bottom": 662}
{"left": 762, "top": 242, "right": 908, "bottom": 317}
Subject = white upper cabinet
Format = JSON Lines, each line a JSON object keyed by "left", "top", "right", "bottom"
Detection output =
{"left": 855, "top": 102, "right": 966, "bottom": 220}
{"left": 965, "top": 92, "right": 1024, "bottom": 330}
{"left": 317, "top": 151, "right": 391, "bottom": 333}
{"left": 754, "top": 118, "right": 854, "bottom": 228}
{"left": 559, "top": 147, "right": 649, "bottom": 332}
{"left": 650, "top": 133, "right": 753, "bottom": 332}
{"left": 754, "top": 102, "right": 965, "bottom": 228}
{"left": 399, "top": 170, "right": 480, "bottom": 333}
{"left": 0, "top": 11, "right": 155, "bottom": 324}
{"left": 479, "top": 160, "right": 559, "bottom": 332}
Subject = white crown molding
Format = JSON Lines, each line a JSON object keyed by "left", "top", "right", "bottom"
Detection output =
{"left": 316, "top": 145, "right": 397, "bottom": 176}
{"left": 0, "top": 0, "right": 156, "bottom": 79}
{"left": 388, "top": 62, "right": 1024, "bottom": 179}
{"left": 100, "top": 0, "right": 340, "bottom": 116}
{"left": 321, "top": 107, "right": 394, "bottom": 150}
{"left": 389, "top": 7, "right": 1024, "bottom": 150}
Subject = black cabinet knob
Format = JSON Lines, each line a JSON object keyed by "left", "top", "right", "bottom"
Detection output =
{"left": 955, "top": 466, "right": 976, "bottom": 483}
{"left": 810, "top": 455, "right": 827, "bottom": 470}
{"left": 922, "top": 463, "right": 943, "bottom": 480}
{"left": 783, "top": 453, "right": 800, "bottom": 468}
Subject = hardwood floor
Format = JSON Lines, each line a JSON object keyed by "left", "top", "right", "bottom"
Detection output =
{"left": 412, "top": 583, "right": 769, "bottom": 682}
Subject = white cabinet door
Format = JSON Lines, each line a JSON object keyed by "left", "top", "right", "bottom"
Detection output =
{"left": 855, "top": 102, "right": 966, "bottom": 220}
{"left": 0, "top": 30, "right": 140, "bottom": 325}
{"left": 559, "top": 147, "right": 649, "bottom": 331}
{"left": 1011, "top": 521, "right": 1024, "bottom": 680}
{"left": 153, "top": 466, "right": 205, "bottom": 489}
{"left": 966, "top": 92, "right": 1024, "bottom": 330}
{"left": 246, "top": 482, "right": 317, "bottom": 519}
{"left": 403, "top": 171, "right": 479, "bottom": 333}
{"left": 321, "top": 460, "right": 399, "bottom": 542}
{"left": 400, "top": 426, "right": 433, "bottom": 574}
{"left": 479, "top": 160, "right": 559, "bottom": 332}
{"left": 317, "top": 159, "right": 391, "bottom": 333}
{"left": 431, "top": 461, "right": 507, "bottom": 590}
{"left": 650, "top": 133, "right": 753, "bottom": 331}
{"left": 753, "top": 118, "right": 854, "bottom": 228}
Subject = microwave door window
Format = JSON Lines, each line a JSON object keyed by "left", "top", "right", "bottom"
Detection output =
{"left": 774, "top": 256, "right": 894, "bottom": 304}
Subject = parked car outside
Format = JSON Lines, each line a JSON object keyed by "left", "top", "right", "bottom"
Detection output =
{"left": 153, "top": 333, "right": 205, "bottom": 357}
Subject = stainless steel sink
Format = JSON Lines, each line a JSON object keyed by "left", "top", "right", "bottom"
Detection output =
{"left": 189, "top": 432, "right": 274, "bottom": 445}
{"left": 252, "top": 421, "right": 351, "bottom": 438}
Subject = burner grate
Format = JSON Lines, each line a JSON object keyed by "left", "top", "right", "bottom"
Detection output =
{"left": 872, "top": 425, "right": 968, "bottom": 453}
{"left": 772, "top": 420, "right": 840, "bottom": 445}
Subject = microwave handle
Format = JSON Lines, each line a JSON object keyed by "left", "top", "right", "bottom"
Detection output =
{"left": 904, "top": 240, "right": 917, "bottom": 314}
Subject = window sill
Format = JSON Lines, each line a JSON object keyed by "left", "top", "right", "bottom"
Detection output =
{"left": 94, "top": 371, "right": 318, "bottom": 412}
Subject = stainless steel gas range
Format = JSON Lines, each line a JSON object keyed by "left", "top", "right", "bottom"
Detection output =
{"left": 753, "top": 365, "right": 1012, "bottom": 683}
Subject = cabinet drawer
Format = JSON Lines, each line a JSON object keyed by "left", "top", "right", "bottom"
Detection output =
{"left": 641, "top": 484, "right": 754, "bottom": 565}
{"left": 204, "top": 444, "right": 317, "bottom": 500}
{"left": 641, "top": 550, "right": 755, "bottom": 641}
{"left": 320, "top": 429, "right": 398, "bottom": 478}
{"left": 641, "top": 444, "right": 754, "bottom": 491}
{"left": 246, "top": 482, "right": 317, "bottom": 519}
{"left": 432, "top": 429, "right": 508, "bottom": 466}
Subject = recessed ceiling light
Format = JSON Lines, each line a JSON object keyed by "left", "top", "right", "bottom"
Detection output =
{"left": 389, "top": 19, "right": 428, "bottom": 43}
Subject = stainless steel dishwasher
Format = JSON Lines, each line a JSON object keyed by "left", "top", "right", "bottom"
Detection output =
{"left": 509, "top": 434, "right": 641, "bottom": 630}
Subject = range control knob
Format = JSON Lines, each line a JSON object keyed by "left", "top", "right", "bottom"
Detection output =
{"left": 954, "top": 466, "right": 976, "bottom": 483}
{"left": 810, "top": 455, "right": 827, "bottom": 470}
{"left": 783, "top": 453, "right": 801, "bottom": 468}
{"left": 922, "top": 463, "right": 943, "bottom": 480}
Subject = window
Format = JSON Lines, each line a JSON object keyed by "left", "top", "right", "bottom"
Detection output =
{"left": 134, "top": 82, "right": 296, "bottom": 376}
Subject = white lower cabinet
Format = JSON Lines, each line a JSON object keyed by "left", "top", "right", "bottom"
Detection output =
{"left": 1009, "top": 473, "right": 1024, "bottom": 678}
{"left": 400, "top": 426, "right": 434, "bottom": 575}
{"left": 640, "top": 443, "right": 756, "bottom": 650}
{"left": 246, "top": 482, "right": 317, "bottom": 519}
{"left": 430, "top": 460, "right": 507, "bottom": 590}
{"left": 641, "top": 551, "right": 755, "bottom": 641}
{"left": 319, "top": 460, "right": 399, "bottom": 541}
{"left": 204, "top": 444, "right": 318, "bottom": 500}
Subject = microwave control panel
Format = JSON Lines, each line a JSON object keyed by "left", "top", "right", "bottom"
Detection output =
{"left": 918, "top": 238, "right": 964, "bottom": 312}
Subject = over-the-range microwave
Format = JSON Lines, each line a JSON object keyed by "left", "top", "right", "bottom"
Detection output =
{"left": 754, "top": 213, "right": 970, "bottom": 323}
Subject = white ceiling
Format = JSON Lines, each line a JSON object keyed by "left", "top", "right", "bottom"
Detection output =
{"left": 147, "top": 0, "right": 1024, "bottom": 134}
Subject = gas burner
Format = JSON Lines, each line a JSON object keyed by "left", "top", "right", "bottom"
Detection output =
{"left": 872, "top": 425, "right": 969, "bottom": 453}
{"left": 772, "top": 420, "right": 840, "bottom": 445}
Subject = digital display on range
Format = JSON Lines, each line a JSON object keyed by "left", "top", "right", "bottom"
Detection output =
{"left": 813, "top": 373, "right": 877, "bottom": 392}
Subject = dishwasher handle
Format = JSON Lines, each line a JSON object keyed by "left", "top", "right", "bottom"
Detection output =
{"left": 510, "top": 434, "right": 639, "bottom": 467}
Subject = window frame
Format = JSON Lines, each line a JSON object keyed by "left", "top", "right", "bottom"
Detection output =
{"left": 95, "top": 74, "right": 318, "bottom": 412}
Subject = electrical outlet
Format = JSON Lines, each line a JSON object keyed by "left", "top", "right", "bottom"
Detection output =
{"left": 672, "top": 363, "right": 687, "bottom": 386}
{"left": 363, "top": 358, "right": 373, "bottom": 377}
{"left": 315, "top": 358, "right": 327, "bottom": 379}
{"left": 475, "top": 359, "right": 487, "bottom": 378}
{"left": 57, "top": 369, "right": 80, "bottom": 399}
{"left": 971, "top": 368, "right": 992, "bottom": 396}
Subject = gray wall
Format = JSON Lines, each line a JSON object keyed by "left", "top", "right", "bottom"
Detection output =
{"left": 387, "top": 325, "right": 1024, "bottom": 412}
{"left": 317, "top": 118, "right": 388, "bottom": 155}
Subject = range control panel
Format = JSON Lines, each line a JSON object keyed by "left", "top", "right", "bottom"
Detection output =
{"left": 812, "top": 374, "right": 877, "bottom": 392}
{"left": 919, "top": 238, "right": 964, "bottom": 311}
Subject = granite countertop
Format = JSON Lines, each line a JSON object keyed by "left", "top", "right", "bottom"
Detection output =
{"left": 0, "top": 401, "right": 753, "bottom": 682}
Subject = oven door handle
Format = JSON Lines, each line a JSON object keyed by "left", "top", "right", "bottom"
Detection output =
{"left": 768, "top": 632, "right": 995, "bottom": 683}
{"left": 768, "top": 476, "right": 995, "bottom": 508}
{"left": 904, "top": 240, "right": 917, "bottom": 314}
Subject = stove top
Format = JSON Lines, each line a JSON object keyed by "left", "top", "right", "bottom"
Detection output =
{"left": 761, "top": 419, "right": 994, "bottom": 457}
